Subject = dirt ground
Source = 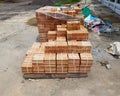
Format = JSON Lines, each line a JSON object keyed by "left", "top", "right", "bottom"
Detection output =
{"left": 0, "top": 0, "right": 120, "bottom": 96}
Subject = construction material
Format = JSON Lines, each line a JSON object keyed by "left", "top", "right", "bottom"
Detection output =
{"left": 48, "top": 31, "right": 56, "bottom": 41}
{"left": 74, "top": 6, "right": 82, "bottom": 14}
{"left": 32, "top": 54, "right": 45, "bottom": 73}
{"left": 36, "top": 8, "right": 66, "bottom": 42}
{"left": 56, "top": 37, "right": 66, "bottom": 42}
{"left": 67, "top": 21, "right": 80, "bottom": 30}
{"left": 21, "top": 6, "right": 93, "bottom": 79}
{"left": 67, "top": 26, "right": 89, "bottom": 41}
{"left": 80, "top": 53, "right": 93, "bottom": 73}
{"left": 68, "top": 54, "right": 80, "bottom": 73}
{"left": 57, "top": 27, "right": 67, "bottom": 37}
{"left": 57, "top": 53, "right": 68, "bottom": 73}
{"left": 36, "top": 6, "right": 84, "bottom": 42}
{"left": 22, "top": 43, "right": 93, "bottom": 74}
{"left": 44, "top": 53, "right": 56, "bottom": 73}
{"left": 22, "top": 56, "right": 33, "bottom": 74}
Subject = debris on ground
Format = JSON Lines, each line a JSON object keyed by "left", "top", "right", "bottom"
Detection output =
{"left": 82, "top": 6, "right": 92, "bottom": 18}
{"left": 105, "top": 42, "right": 120, "bottom": 56}
{"left": 106, "top": 64, "right": 112, "bottom": 70}
{"left": 82, "top": 7, "right": 119, "bottom": 35}
{"left": 99, "top": 61, "right": 112, "bottom": 70}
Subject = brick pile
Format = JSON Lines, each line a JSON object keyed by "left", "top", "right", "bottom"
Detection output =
{"left": 21, "top": 6, "right": 93, "bottom": 78}
{"left": 22, "top": 42, "right": 93, "bottom": 74}
{"left": 36, "top": 6, "right": 83, "bottom": 42}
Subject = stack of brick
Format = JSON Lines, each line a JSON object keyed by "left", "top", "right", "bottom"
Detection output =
{"left": 36, "top": 7, "right": 83, "bottom": 42}
{"left": 67, "top": 21, "right": 80, "bottom": 30}
{"left": 57, "top": 54, "right": 68, "bottom": 73}
{"left": 21, "top": 43, "right": 93, "bottom": 74}
{"left": 68, "top": 41, "right": 92, "bottom": 53}
{"left": 80, "top": 53, "right": 93, "bottom": 73}
{"left": 48, "top": 31, "right": 56, "bottom": 41}
{"left": 22, "top": 56, "right": 32, "bottom": 74}
{"left": 32, "top": 54, "right": 45, "bottom": 73}
{"left": 67, "top": 21, "right": 88, "bottom": 41}
{"left": 21, "top": 6, "right": 93, "bottom": 78}
{"left": 47, "top": 21, "right": 89, "bottom": 41}
{"left": 36, "top": 8, "right": 66, "bottom": 42}
{"left": 44, "top": 54, "right": 56, "bottom": 73}
{"left": 45, "top": 41, "right": 68, "bottom": 53}
{"left": 74, "top": 7, "right": 82, "bottom": 14}
{"left": 62, "top": 10, "right": 76, "bottom": 16}
{"left": 68, "top": 54, "right": 80, "bottom": 73}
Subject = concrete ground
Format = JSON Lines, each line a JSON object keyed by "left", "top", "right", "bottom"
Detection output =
{"left": 0, "top": 0, "right": 120, "bottom": 96}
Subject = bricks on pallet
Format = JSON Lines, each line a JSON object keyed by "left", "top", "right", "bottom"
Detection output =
{"left": 32, "top": 54, "right": 45, "bottom": 73}
{"left": 22, "top": 56, "right": 33, "bottom": 74}
{"left": 26, "top": 42, "right": 41, "bottom": 56}
{"left": 67, "top": 10, "right": 76, "bottom": 16}
{"left": 68, "top": 41, "right": 91, "bottom": 53}
{"left": 37, "top": 45, "right": 45, "bottom": 54}
{"left": 68, "top": 41, "right": 79, "bottom": 53}
{"left": 36, "top": 13, "right": 49, "bottom": 20}
{"left": 22, "top": 6, "right": 94, "bottom": 78}
{"left": 76, "top": 15, "right": 84, "bottom": 25}
{"left": 40, "top": 39, "right": 48, "bottom": 42}
{"left": 37, "top": 23, "right": 45, "bottom": 30}
{"left": 67, "top": 21, "right": 80, "bottom": 30}
{"left": 39, "top": 33, "right": 47, "bottom": 38}
{"left": 80, "top": 41, "right": 92, "bottom": 53}
{"left": 60, "top": 20, "right": 67, "bottom": 25}
{"left": 45, "top": 41, "right": 68, "bottom": 53}
{"left": 68, "top": 54, "right": 80, "bottom": 73}
{"left": 57, "top": 27, "right": 67, "bottom": 37}
{"left": 44, "top": 53, "right": 56, "bottom": 73}
{"left": 31, "top": 42, "right": 41, "bottom": 49}
{"left": 62, "top": 10, "right": 76, "bottom": 16}
{"left": 27, "top": 43, "right": 45, "bottom": 55}
{"left": 62, "top": 10, "right": 68, "bottom": 14}
{"left": 57, "top": 53, "right": 68, "bottom": 73}
{"left": 48, "top": 31, "right": 56, "bottom": 41}
{"left": 56, "top": 42, "right": 68, "bottom": 53}
{"left": 74, "top": 7, "right": 82, "bottom": 14}
{"left": 36, "top": 8, "right": 74, "bottom": 43}
{"left": 57, "top": 24, "right": 67, "bottom": 28}
{"left": 45, "top": 41, "right": 56, "bottom": 53}
{"left": 56, "top": 37, "right": 66, "bottom": 42}
{"left": 80, "top": 53, "right": 93, "bottom": 73}
{"left": 67, "top": 29, "right": 89, "bottom": 41}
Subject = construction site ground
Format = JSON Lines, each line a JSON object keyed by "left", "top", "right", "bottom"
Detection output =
{"left": 0, "top": 0, "right": 120, "bottom": 96}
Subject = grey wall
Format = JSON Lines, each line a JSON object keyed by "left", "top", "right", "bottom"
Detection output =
{"left": 99, "top": 0, "right": 120, "bottom": 15}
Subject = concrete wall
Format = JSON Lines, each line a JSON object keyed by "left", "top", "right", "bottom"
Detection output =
{"left": 99, "top": 0, "right": 120, "bottom": 15}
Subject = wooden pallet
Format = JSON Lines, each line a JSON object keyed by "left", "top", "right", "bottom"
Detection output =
{"left": 23, "top": 73, "right": 88, "bottom": 79}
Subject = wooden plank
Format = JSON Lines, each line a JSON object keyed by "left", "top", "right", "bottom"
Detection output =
{"left": 23, "top": 73, "right": 88, "bottom": 79}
